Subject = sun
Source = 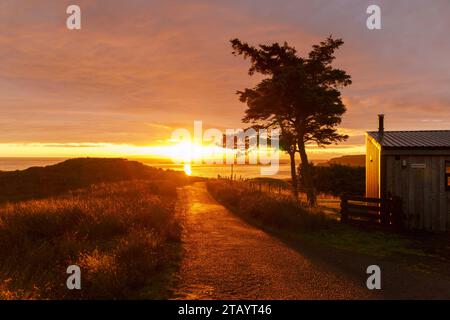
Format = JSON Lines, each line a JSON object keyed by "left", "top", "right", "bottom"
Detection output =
{"left": 167, "top": 139, "right": 229, "bottom": 164}
{"left": 183, "top": 163, "right": 192, "bottom": 176}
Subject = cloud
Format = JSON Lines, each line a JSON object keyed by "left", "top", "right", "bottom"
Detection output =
{"left": 0, "top": 0, "right": 449, "bottom": 158}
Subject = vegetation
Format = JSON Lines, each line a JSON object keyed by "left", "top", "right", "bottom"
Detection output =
{"left": 207, "top": 180, "right": 329, "bottom": 232}
{"left": 231, "top": 37, "right": 352, "bottom": 206}
{"left": 305, "top": 164, "right": 365, "bottom": 196}
{"left": 0, "top": 158, "right": 188, "bottom": 203}
{"left": 251, "top": 177, "right": 291, "bottom": 188}
{"left": 0, "top": 159, "right": 188, "bottom": 299}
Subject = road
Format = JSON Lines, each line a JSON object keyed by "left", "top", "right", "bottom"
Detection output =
{"left": 173, "top": 182, "right": 450, "bottom": 300}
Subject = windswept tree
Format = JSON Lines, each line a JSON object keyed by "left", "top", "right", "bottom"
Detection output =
{"left": 232, "top": 36, "right": 351, "bottom": 206}
{"left": 239, "top": 78, "right": 300, "bottom": 197}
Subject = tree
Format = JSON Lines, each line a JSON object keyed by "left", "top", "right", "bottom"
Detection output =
{"left": 231, "top": 36, "right": 351, "bottom": 206}
{"left": 238, "top": 77, "right": 300, "bottom": 197}
{"left": 278, "top": 125, "right": 299, "bottom": 198}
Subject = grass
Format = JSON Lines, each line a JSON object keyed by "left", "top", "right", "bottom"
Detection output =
{"left": 303, "top": 225, "right": 428, "bottom": 258}
{"left": 0, "top": 157, "right": 190, "bottom": 203}
{"left": 207, "top": 179, "right": 428, "bottom": 260}
{"left": 0, "top": 179, "right": 183, "bottom": 299}
{"left": 207, "top": 180, "right": 329, "bottom": 232}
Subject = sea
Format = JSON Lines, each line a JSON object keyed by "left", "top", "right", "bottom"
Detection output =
{"left": 0, "top": 157, "right": 327, "bottom": 180}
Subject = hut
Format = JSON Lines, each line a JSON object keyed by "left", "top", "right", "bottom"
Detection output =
{"left": 366, "top": 115, "right": 450, "bottom": 231}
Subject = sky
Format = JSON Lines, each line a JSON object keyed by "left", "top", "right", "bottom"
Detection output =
{"left": 1, "top": 0, "right": 450, "bottom": 159}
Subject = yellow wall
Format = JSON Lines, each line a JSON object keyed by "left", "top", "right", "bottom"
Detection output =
{"left": 365, "top": 135, "right": 381, "bottom": 198}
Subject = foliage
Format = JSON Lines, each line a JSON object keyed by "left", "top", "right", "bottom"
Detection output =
{"left": 0, "top": 177, "right": 184, "bottom": 299}
{"left": 231, "top": 37, "right": 352, "bottom": 206}
{"left": 207, "top": 180, "right": 329, "bottom": 232}
{"left": 301, "top": 164, "right": 365, "bottom": 196}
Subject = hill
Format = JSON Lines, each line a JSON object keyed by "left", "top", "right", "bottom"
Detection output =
{"left": 0, "top": 158, "right": 188, "bottom": 203}
{"left": 320, "top": 155, "right": 365, "bottom": 167}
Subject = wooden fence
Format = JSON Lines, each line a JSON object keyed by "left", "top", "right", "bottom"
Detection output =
{"left": 340, "top": 194, "right": 403, "bottom": 229}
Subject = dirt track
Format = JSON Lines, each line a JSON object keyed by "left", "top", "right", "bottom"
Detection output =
{"left": 173, "top": 182, "right": 450, "bottom": 300}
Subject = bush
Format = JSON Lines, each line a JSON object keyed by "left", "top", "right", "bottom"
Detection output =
{"left": 207, "top": 180, "right": 329, "bottom": 232}
{"left": 300, "top": 164, "right": 365, "bottom": 196}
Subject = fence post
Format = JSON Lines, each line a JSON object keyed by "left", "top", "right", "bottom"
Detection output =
{"left": 380, "top": 199, "right": 388, "bottom": 226}
{"left": 340, "top": 194, "right": 349, "bottom": 223}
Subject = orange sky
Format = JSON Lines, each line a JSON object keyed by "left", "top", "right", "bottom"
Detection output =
{"left": 1, "top": 0, "right": 450, "bottom": 160}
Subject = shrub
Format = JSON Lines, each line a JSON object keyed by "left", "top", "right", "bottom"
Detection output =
{"left": 207, "top": 180, "right": 329, "bottom": 232}
{"left": 300, "top": 164, "right": 365, "bottom": 196}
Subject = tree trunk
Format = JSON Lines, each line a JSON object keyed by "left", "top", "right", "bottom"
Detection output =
{"left": 289, "top": 151, "right": 298, "bottom": 198}
{"left": 297, "top": 139, "right": 317, "bottom": 207}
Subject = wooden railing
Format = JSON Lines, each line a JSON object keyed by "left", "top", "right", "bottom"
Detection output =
{"left": 340, "top": 194, "right": 403, "bottom": 229}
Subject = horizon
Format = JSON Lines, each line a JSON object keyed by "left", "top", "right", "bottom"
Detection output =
{"left": 0, "top": 155, "right": 346, "bottom": 174}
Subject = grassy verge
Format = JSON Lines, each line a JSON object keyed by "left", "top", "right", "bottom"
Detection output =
{"left": 0, "top": 180, "right": 183, "bottom": 299}
{"left": 207, "top": 180, "right": 429, "bottom": 260}
{"left": 207, "top": 180, "right": 329, "bottom": 232}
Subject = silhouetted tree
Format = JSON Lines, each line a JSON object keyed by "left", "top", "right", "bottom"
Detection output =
{"left": 238, "top": 77, "right": 300, "bottom": 197}
{"left": 231, "top": 36, "right": 351, "bottom": 206}
{"left": 278, "top": 125, "right": 299, "bottom": 198}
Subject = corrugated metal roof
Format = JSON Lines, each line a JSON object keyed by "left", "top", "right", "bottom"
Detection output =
{"left": 367, "top": 130, "right": 450, "bottom": 148}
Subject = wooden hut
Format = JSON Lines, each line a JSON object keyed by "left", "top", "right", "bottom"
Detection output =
{"left": 366, "top": 115, "right": 450, "bottom": 231}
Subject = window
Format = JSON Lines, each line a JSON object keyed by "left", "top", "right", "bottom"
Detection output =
{"left": 446, "top": 162, "right": 450, "bottom": 191}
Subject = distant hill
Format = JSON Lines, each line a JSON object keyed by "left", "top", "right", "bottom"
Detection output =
{"left": 319, "top": 155, "right": 365, "bottom": 167}
{"left": 0, "top": 158, "right": 187, "bottom": 203}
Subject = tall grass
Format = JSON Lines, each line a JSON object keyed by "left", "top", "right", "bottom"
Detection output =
{"left": 207, "top": 180, "right": 329, "bottom": 232}
{"left": 0, "top": 180, "right": 182, "bottom": 299}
